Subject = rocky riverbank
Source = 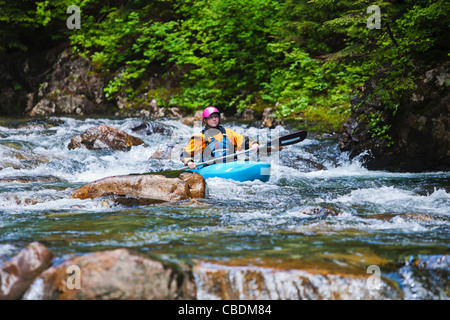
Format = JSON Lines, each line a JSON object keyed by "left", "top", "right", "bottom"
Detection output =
{"left": 339, "top": 62, "right": 450, "bottom": 172}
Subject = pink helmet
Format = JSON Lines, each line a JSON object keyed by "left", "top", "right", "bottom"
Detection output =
{"left": 202, "top": 106, "right": 220, "bottom": 119}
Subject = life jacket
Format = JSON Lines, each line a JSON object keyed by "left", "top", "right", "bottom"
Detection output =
{"left": 181, "top": 125, "right": 253, "bottom": 166}
{"left": 201, "top": 126, "right": 237, "bottom": 163}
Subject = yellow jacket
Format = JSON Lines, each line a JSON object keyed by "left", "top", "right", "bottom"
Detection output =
{"left": 181, "top": 125, "right": 258, "bottom": 165}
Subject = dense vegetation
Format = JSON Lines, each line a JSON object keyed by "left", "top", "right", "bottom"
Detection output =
{"left": 1, "top": 0, "right": 449, "bottom": 131}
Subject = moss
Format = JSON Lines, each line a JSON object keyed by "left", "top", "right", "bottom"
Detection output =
{"left": 131, "top": 169, "right": 187, "bottom": 179}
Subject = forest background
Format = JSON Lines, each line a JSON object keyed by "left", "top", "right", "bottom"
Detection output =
{"left": 1, "top": 0, "right": 449, "bottom": 134}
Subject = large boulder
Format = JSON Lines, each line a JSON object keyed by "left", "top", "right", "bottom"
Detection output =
{"left": 26, "top": 48, "right": 109, "bottom": 117}
{"left": 70, "top": 170, "right": 205, "bottom": 204}
{"left": 339, "top": 62, "right": 450, "bottom": 172}
{"left": 0, "top": 242, "right": 54, "bottom": 300}
{"left": 68, "top": 124, "right": 146, "bottom": 150}
{"left": 37, "top": 248, "right": 195, "bottom": 300}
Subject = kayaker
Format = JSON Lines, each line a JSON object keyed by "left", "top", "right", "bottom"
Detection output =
{"left": 181, "top": 106, "right": 259, "bottom": 169}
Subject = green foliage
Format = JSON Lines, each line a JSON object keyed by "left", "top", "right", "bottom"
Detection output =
{"left": 0, "top": 0, "right": 72, "bottom": 52}
{"left": 2, "top": 0, "right": 448, "bottom": 132}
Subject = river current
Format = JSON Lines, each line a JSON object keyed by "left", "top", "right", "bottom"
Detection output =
{"left": 0, "top": 116, "right": 448, "bottom": 299}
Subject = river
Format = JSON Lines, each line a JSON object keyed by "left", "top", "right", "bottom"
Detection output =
{"left": 0, "top": 116, "right": 448, "bottom": 299}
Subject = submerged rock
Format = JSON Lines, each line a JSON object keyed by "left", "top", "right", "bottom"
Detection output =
{"left": 68, "top": 124, "right": 145, "bottom": 151}
{"left": 0, "top": 242, "right": 54, "bottom": 300}
{"left": 37, "top": 248, "right": 195, "bottom": 300}
{"left": 0, "top": 176, "right": 64, "bottom": 183}
{"left": 70, "top": 170, "right": 205, "bottom": 204}
{"left": 299, "top": 206, "right": 339, "bottom": 217}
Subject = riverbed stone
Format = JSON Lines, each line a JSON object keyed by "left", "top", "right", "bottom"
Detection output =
{"left": 38, "top": 248, "right": 195, "bottom": 300}
{"left": 0, "top": 242, "right": 54, "bottom": 300}
{"left": 70, "top": 170, "right": 205, "bottom": 203}
{"left": 68, "top": 124, "right": 146, "bottom": 150}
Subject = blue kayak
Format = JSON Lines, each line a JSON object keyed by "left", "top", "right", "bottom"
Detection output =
{"left": 189, "top": 161, "right": 271, "bottom": 182}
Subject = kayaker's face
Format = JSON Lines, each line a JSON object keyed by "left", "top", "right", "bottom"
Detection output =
{"left": 205, "top": 113, "right": 220, "bottom": 128}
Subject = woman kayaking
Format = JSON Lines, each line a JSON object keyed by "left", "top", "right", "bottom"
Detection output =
{"left": 181, "top": 106, "right": 259, "bottom": 169}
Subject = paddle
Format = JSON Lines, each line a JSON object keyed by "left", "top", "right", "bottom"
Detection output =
{"left": 184, "top": 130, "right": 307, "bottom": 169}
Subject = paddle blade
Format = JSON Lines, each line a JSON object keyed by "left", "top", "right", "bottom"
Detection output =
{"left": 267, "top": 130, "right": 307, "bottom": 147}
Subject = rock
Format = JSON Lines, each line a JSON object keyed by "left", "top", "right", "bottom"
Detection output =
{"left": 38, "top": 248, "right": 195, "bottom": 300}
{"left": 148, "top": 144, "right": 175, "bottom": 160}
{"left": 0, "top": 242, "right": 54, "bottom": 300}
{"left": 0, "top": 176, "right": 64, "bottom": 183}
{"left": 410, "top": 255, "right": 449, "bottom": 270}
{"left": 68, "top": 124, "right": 146, "bottom": 150}
{"left": 0, "top": 145, "right": 51, "bottom": 170}
{"left": 182, "top": 110, "right": 203, "bottom": 126}
{"left": 280, "top": 153, "right": 326, "bottom": 172}
{"left": 299, "top": 206, "right": 339, "bottom": 217}
{"left": 131, "top": 121, "right": 173, "bottom": 136}
{"left": 339, "top": 62, "right": 450, "bottom": 172}
{"left": 241, "top": 108, "right": 254, "bottom": 121}
{"left": 70, "top": 171, "right": 205, "bottom": 204}
{"left": 260, "top": 107, "right": 282, "bottom": 128}
{"left": 179, "top": 171, "right": 205, "bottom": 198}
{"left": 193, "top": 262, "right": 402, "bottom": 300}
{"left": 26, "top": 48, "right": 109, "bottom": 117}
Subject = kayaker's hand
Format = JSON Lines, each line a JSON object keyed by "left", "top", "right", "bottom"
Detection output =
{"left": 188, "top": 161, "right": 197, "bottom": 169}
{"left": 252, "top": 143, "right": 259, "bottom": 152}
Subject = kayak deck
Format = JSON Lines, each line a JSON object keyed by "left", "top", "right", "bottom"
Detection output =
{"left": 189, "top": 161, "right": 271, "bottom": 182}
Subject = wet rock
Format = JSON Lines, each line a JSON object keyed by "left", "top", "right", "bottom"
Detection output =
{"left": 148, "top": 144, "right": 175, "bottom": 160}
{"left": 70, "top": 171, "right": 205, "bottom": 204}
{"left": 0, "top": 176, "right": 64, "bottom": 183}
{"left": 410, "top": 255, "right": 449, "bottom": 270}
{"left": 38, "top": 248, "right": 195, "bottom": 300}
{"left": 0, "top": 145, "right": 51, "bottom": 170}
{"left": 299, "top": 206, "right": 339, "bottom": 217}
{"left": 399, "top": 255, "right": 449, "bottom": 299}
{"left": 280, "top": 153, "right": 326, "bottom": 172}
{"left": 0, "top": 242, "right": 54, "bottom": 300}
{"left": 193, "top": 262, "right": 402, "bottom": 300}
{"left": 131, "top": 121, "right": 173, "bottom": 136}
{"left": 68, "top": 124, "right": 146, "bottom": 150}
